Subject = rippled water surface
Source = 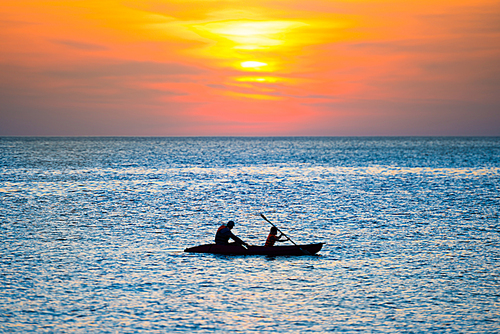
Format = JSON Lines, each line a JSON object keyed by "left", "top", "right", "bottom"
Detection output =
{"left": 1, "top": 137, "right": 499, "bottom": 333}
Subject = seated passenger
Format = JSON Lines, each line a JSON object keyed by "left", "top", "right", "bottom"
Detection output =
{"left": 215, "top": 221, "right": 248, "bottom": 247}
{"left": 265, "top": 226, "right": 288, "bottom": 247}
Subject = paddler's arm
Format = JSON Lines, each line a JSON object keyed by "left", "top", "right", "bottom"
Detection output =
{"left": 276, "top": 233, "right": 289, "bottom": 242}
{"left": 229, "top": 232, "right": 249, "bottom": 246}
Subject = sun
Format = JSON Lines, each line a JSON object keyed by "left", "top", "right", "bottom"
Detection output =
{"left": 241, "top": 61, "right": 268, "bottom": 69}
{"left": 189, "top": 19, "right": 308, "bottom": 71}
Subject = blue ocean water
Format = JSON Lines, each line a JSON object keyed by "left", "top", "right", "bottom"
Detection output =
{"left": 0, "top": 137, "right": 499, "bottom": 333}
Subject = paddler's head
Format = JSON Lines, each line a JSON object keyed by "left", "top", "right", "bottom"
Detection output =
{"left": 227, "top": 221, "right": 235, "bottom": 229}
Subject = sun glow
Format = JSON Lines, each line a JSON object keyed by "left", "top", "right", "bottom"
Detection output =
{"left": 192, "top": 20, "right": 308, "bottom": 50}
{"left": 235, "top": 77, "right": 281, "bottom": 83}
{"left": 3, "top": 0, "right": 497, "bottom": 136}
{"left": 241, "top": 61, "right": 267, "bottom": 68}
{"left": 187, "top": 18, "right": 310, "bottom": 73}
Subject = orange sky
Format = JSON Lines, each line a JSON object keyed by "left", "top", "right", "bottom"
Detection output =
{"left": 1, "top": 0, "right": 499, "bottom": 135}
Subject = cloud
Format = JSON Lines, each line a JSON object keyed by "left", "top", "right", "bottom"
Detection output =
{"left": 305, "top": 98, "right": 500, "bottom": 136}
{"left": 0, "top": 97, "right": 200, "bottom": 136}
{"left": 0, "top": 19, "right": 39, "bottom": 28}
{"left": 43, "top": 61, "right": 206, "bottom": 80}
{"left": 0, "top": 60, "right": 209, "bottom": 136}
{"left": 52, "top": 39, "right": 109, "bottom": 51}
{"left": 418, "top": 4, "right": 500, "bottom": 35}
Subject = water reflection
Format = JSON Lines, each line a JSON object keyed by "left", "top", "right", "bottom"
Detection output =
{"left": 1, "top": 137, "right": 499, "bottom": 332}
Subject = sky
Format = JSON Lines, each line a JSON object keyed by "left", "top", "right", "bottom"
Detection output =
{"left": 1, "top": 0, "right": 499, "bottom": 136}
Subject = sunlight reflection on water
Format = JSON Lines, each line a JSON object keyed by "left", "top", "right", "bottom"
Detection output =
{"left": 1, "top": 137, "right": 499, "bottom": 332}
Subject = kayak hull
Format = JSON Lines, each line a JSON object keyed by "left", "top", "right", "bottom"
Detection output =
{"left": 184, "top": 243, "right": 324, "bottom": 256}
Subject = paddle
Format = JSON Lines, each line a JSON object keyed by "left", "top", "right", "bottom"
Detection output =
{"left": 260, "top": 214, "right": 311, "bottom": 255}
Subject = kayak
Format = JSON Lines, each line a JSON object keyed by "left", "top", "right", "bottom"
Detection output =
{"left": 184, "top": 243, "right": 324, "bottom": 256}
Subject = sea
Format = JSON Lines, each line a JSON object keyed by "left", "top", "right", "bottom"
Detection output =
{"left": 0, "top": 137, "right": 499, "bottom": 333}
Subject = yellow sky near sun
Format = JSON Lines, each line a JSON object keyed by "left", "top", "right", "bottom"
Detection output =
{"left": 1, "top": 0, "right": 499, "bottom": 135}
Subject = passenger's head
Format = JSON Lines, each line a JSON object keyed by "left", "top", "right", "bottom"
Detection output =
{"left": 227, "top": 221, "right": 235, "bottom": 229}
{"left": 270, "top": 226, "right": 278, "bottom": 234}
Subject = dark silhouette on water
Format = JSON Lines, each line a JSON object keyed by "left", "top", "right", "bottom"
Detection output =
{"left": 184, "top": 243, "right": 324, "bottom": 256}
{"left": 265, "top": 226, "right": 289, "bottom": 247}
{"left": 214, "top": 220, "right": 249, "bottom": 247}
